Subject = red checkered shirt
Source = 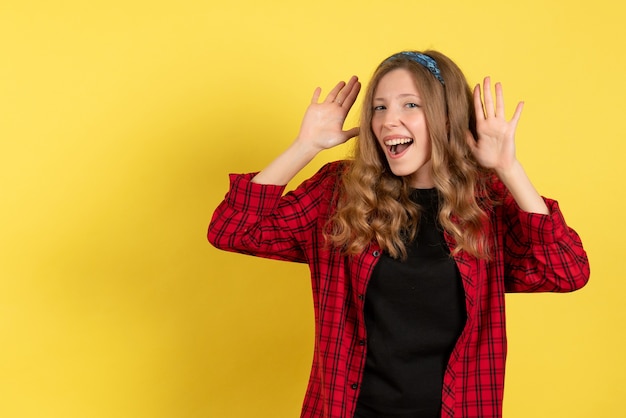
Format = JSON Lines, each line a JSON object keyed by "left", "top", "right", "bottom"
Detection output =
{"left": 208, "top": 161, "right": 589, "bottom": 418}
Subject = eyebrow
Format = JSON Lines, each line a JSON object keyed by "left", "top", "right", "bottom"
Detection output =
{"left": 373, "top": 93, "right": 421, "bottom": 101}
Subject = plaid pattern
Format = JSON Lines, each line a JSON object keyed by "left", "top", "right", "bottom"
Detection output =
{"left": 208, "top": 161, "right": 589, "bottom": 418}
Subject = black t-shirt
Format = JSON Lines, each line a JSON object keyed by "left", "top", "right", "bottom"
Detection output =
{"left": 353, "top": 188, "right": 467, "bottom": 418}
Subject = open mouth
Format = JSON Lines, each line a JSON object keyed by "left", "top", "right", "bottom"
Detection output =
{"left": 385, "top": 137, "right": 414, "bottom": 156}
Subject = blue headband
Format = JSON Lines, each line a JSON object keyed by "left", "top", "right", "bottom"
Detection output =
{"left": 386, "top": 51, "right": 445, "bottom": 85}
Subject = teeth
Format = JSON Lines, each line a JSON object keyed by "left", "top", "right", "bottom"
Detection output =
{"left": 384, "top": 138, "right": 413, "bottom": 146}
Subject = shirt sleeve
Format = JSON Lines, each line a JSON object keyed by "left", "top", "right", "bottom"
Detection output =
{"left": 207, "top": 162, "right": 342, "bottom": 263}
{"left": 501, "top": 194, "right": 590, "bottom": 293}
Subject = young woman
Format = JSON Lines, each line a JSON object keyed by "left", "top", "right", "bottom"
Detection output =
{"left": 208, "top": 50, "right": 589, "bottom": 418}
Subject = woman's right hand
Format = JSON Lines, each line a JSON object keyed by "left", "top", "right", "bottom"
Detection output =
{"left": 296, "top": 76, "right": 361, "bottom": 152}
{"left": 251, "top": 76, "right": 361, "bottom": 186}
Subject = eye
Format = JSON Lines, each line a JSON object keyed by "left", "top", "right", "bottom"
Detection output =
{"left": 373, "top": 105, "right": 386, "bottom": 111}
{"left": 406, "top": 102, "right": 421, "bottom": 108}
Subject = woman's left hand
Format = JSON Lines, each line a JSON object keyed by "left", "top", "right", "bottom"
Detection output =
{"left": 467, "top": 77, "right": 524, "bottom": 174}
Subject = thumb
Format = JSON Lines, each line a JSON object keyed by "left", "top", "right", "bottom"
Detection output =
{"left": 343, "top": 126, "right": 360, "bottom": 140}
{"left": 465, "top": 130, "right": 478, "bottom": 153}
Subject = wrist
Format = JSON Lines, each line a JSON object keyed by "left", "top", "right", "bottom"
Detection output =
{"left": 251, "top": 137, "right": 322, "bottom": 186}
{"left": 292, "top": 136, "right": 324, "bottom": 159}
{"left": 494, "top": 159, "right": 522, "bottom": 184}
{"left": 494, "top": 160, "right": 550, "bottom": 214}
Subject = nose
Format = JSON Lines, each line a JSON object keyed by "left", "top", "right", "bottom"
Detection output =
{"left": 382, "top": 107, "right": 400, "bottom": 128}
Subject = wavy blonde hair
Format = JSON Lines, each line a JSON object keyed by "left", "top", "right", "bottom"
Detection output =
{"left": 327, "top": 50, "right": 493, "bottom": 259}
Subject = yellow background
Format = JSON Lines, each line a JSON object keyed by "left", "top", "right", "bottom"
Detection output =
{"left": 1, "top": 0, "right": 624, "bottom": 417}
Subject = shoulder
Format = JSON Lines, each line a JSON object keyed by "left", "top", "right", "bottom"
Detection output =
{"left": 483, "top": 173, "right": 508, "bottom": 201}
{"left": 297, "top": 160, "right": 351, "bottom": 192}
{"left": 279, "top": 161, "right": 351, "bottom": 214}
{"left": 471, "top": 172, "right": 508, "bottom": 215}
{"left": 317, "top": 159, "right": 352, "bottom": 177}
{"left": 279, "top": 160, "right": 350, "bottom": 221}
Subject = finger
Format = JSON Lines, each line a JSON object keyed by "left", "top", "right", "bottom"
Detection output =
{"left": 483, "top": 77, "right": 495, "bottom": 118}
{"left": 341, "top": 76, "right": 361, "bottom": 109}
{"left": 509, "top": 101, "right": 524, "bottom": 129}
{"left": 495, "top": 82, "right": 505, "bottom": 118}
{"left": 324, "top": 80, "right": 346, "bottom": 104}
{"left": 473, "top": 83, "right": 486, "bottom": 120}
{"left": 335, "top": 76, "right": 358, "bottom": 106}
{"left": 311, "top": 87, "right": 322, "bottom": 104}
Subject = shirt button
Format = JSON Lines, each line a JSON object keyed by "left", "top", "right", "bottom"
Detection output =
{"left": 351, "top": 383, "right": 358, "bottom": 390}
{"left": 359, "top": 339, "right": 366, "bottom": 346}
{"left": 358, "top": 294, "right": 364, "bottom": 300}
{"left": 372, "top": 250, "right": 380, "bottom": 257}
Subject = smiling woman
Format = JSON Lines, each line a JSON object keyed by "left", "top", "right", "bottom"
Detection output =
{"left": 207, "top": 50, "right": 589, "bottom": 418}
{"left": 333, "top": 51, "right": 494, "bottom": 261}
{"left": 371, "top": 68, "right": 433, "bottom": 187}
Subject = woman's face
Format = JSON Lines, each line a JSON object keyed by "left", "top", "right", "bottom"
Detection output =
{"left": 371, "top": 68, "right": 433, "bottom": 188}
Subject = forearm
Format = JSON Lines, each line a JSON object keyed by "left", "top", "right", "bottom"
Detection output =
{"left": 503, "top": 198, "right": 590, "bottom": 293}
{"left": 207, "top": 174, "right": 306, "bottom": 263}
{"left": 495, "top": 160, "right": 549, "bottom": 214}
{"left": 252, "top": 139, "right": 321, "bottom": 186}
